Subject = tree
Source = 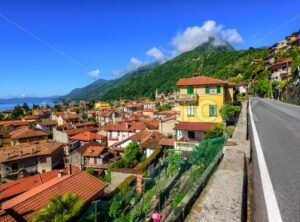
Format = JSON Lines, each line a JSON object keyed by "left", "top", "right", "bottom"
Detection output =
{"left": 53, "top": 105, "right": 62, "bottom": 112}
{"left": 0, "top": 112, "right": 4, "bottom": 121}
{"left": 124, "top": 141, "right": 142, "bottom": 167}
{"left": 31, "top": 193, "right": 83, "bottom": 222}
{"left": 9, "top": 105, "right": 24, "bottom": 120}
{"left": 33, "top": 104, "right": 40, "bottom": 109}
{"left": 108, "top": 200, "right": 122, "bottom": 219}
{"left": 22, "top": 103, "right": 30, "bottom": 112}
{"left": 203, "top": 124, "right": 223, "bottom": 139}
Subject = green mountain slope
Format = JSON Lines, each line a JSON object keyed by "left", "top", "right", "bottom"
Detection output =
{"left": 66, "top": 39, "right": 268, "bottom": 101}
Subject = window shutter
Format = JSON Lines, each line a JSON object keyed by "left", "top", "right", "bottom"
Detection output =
{"left": 205, "top": 86, "right": 209, "bottom": 94}
{"left": 217, "top": 86, "right": 221, "bottom": 93}
{"left": 187, "top": 87, "right": 194, "bottom": 94}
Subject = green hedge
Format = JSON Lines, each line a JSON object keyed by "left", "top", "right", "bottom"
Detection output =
{"left": 137, "top": 147, "right": 162, "bottom": 173}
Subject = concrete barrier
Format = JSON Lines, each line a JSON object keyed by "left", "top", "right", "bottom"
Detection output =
{"left": 184, "top": 101, "right": 249, "bottom": 222}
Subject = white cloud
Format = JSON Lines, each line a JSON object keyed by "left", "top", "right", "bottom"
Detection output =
{"left": 112, "top": 70, "right": 120, "bottom": 76}
{"left": 171, "top": 20, "right": 242, "bottom": 54}
{"left": 221, "top": 29, "right": 242, "bottom": 44}
{"left": 127, "top": 57, "right": 147, "bottom": 71}
{"left": 146, "top": 47, "right": 165, "bottom": 61}
{"left": 88, "top": 69, "right": 100, "bottom": 79}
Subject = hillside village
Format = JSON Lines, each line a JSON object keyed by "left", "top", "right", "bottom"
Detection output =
{"left": 0, "top": 30, "right": 300, "bottom": 221}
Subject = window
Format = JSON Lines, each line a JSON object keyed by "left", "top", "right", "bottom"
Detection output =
{"left": 205, "top": 86, "right": 221, "bottom": 94}
{"left": 188, "top": 131, "right": 195, "bottom": 139}
{"left": 187, "top": 87, "right": 194, "bottom": 94}
{"left": 40, "top": 157, "right": 47, "bottom": 163}
{"left": 187, "top": 106, "right": 194, "bottom": 116}
{"left": 209, "top": 105, "right": 218, "bottom": 117}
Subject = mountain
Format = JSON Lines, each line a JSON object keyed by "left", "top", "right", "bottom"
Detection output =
{"left": 66, "top": 39, "right": 268, "bottom": 101}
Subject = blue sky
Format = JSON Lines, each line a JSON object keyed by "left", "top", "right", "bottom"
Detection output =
{"left": 0, "top": 0, "right": 300, "bottom": 98}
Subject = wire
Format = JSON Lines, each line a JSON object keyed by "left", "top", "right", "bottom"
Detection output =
{"left": 0, "top": 13, "right": 91, "bottom": 71}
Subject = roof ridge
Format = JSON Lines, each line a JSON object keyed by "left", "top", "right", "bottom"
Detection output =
{"left": 3, "top": 171, "right": 83, "bottom": 210}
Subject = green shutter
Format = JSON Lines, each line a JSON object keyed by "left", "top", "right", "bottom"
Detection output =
{"left": 209, "top": 105, "right": 217, "bottom": 117}
{"left": 187, "top": 87, "right": 194, "bottom": 94}
{"left": 217, "top": 86, "right": 221, "bottom": 93}
{"left": 205, "top": 86, "right": 210, "bottom": 94}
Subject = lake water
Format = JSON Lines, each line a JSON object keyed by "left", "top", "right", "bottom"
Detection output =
{"left": 0, "top": 102, "right": 56, "bottom": 111}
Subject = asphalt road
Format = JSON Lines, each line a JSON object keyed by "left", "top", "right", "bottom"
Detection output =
{"left": 250, "top": 97, "right": 300, "bottom": 222}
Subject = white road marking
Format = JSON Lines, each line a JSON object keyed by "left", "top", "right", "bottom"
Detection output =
{"left": 249, "top": 99, "right": 283, "bottom": 222}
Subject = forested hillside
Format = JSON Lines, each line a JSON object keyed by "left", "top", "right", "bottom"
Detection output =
{"left": 66, "top": 39, "right": 268, "bottom": 101}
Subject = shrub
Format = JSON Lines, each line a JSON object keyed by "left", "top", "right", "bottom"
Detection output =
{"left": 124, "top": 141, "right": 143, "bottom": 167}
{"left": 172, "top": 192, "right": 185, "bottom": 208}
{"left": 225, "top": 126, "right": 235, "bottom": 137}
{"left": 137, "top": 147, "right": 162, "bottom": 173}
{"left": 167, "top": 151, "right": 182, "bottom": 177}
{"left": 109, "top": 200, "right": 122, "bottom": 219}
{"left": 204, "top": 124, "right": 223, "bottom": 139}
{"left": 219, "top": 104, "right": 241, "bottom": 120}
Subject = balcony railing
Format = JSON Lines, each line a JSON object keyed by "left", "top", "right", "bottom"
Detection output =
{"left": 174, "top": 141, "right": 198, "bottom": 152}
{"left": 175, "top": 94, "right": 198, "bottom": 103}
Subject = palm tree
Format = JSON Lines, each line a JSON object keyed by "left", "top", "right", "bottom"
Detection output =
{"left": 31, "top": 193, "right": 84, "bottom": 222}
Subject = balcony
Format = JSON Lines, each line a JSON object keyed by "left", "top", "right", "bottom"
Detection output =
{"left": 174, "top": 141, "right": 198, "bottom": 152}
{"left": 175, "top": 94, "right": 198, "bottom": 104}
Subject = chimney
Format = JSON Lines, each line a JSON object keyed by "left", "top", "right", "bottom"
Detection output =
{"left": 192, "top": 72, "right": 201, "bottom": 77}
{"left": 57, "top": 170, "right": 64, "bottom": 177}
{"left": 68, "top": 165, "right": 72, "bottom": 175}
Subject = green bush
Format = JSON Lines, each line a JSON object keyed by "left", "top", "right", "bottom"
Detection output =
{"left": 225, "top": 126, "right": 235, "bottom": 137}
{"left": 204, "top": 124, "right": 223, "bottom": 139}
{"left": 172, "top": 192, "right": 185, "bottom": 208}
{"left": 167, "top": 151, "right": 182, "bottom": 177}
{"left": 219, "top": 104, "right": 241, "bottom": 119}
{"left": 137, "top": 147, "right": 162, "bottom": 173}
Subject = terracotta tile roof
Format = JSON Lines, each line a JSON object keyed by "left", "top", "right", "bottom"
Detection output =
{"left": 161, "top": 115, "right": 176, "bottom": 122}
{"left": 71, "top": 141, "right": 101, "bottom": 155}
{"left": 0, "top": 210, "right": 16, "bottom": 222}
{"left": 144, "top": 120, "right": 159, "bottom": 130}
{"left": 174, "top": 122, "right": 215, "bottom": 131}
{"left": 9, "top": 126, "right": 48, "bottom": 139}
{"left": 177, "top": 76, "right": 228, "bottom": 86}
{"left": 37, "top": 120, "right": 58, "bottom": 126}
{"left": 125, "top": 103, "right": 143, "bottom": 108}
{"left": 158, "top": 110, "right": 177, "bottom": 115}
{"left": 70, "top": 131, "right": 105, "bottom": 142}
{"left": 159, "top": 138, "right": 175, "bottom": 147}
{"left": 62, "top": 113, "right": 80, "bottom": 120}
{"left": 2, "top": 171, "right": 107, "bottom": 221}
{"left": 0, "top": 120, "right": 27, "bottom": 127}
{"left": 22, "top": 115, "right": 38, "bottom": 121}
{"left": 53, "top": 112, "right": 64, "bottom": 116}
{"left": 65, "top": 127, "right": 97, "bottom": 136}
{"left": 74, "top": 121, "right": 96, "bottom": 128}
{"left": 83, "top": 146, "right": 106, "bottom": 157}
{"left": 113, "top": 130, "right": 166, "bottom": 150}
{"left": 86, "top": 110, "right": 96, "bottom": 114}
{"left": 0, "top": 141, "right": 64, "bottom": 163}
{"left": 106, "top": 122, "right": 146, "bottom": 132}
{"left": 0, "top": 170, "right": 58, "bottom": 201}
{"left": 269, "top": 57, "right": 293, "bottom": 68}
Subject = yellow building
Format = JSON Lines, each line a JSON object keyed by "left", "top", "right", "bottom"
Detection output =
{"left": 176, "top": 74, "right": 234, "bottom": 124}
{"left": 95, "top": 102, "right": 110, "bottom": 110}
{"left": 174, "top": 74, "right": 234, "bottom": 147}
